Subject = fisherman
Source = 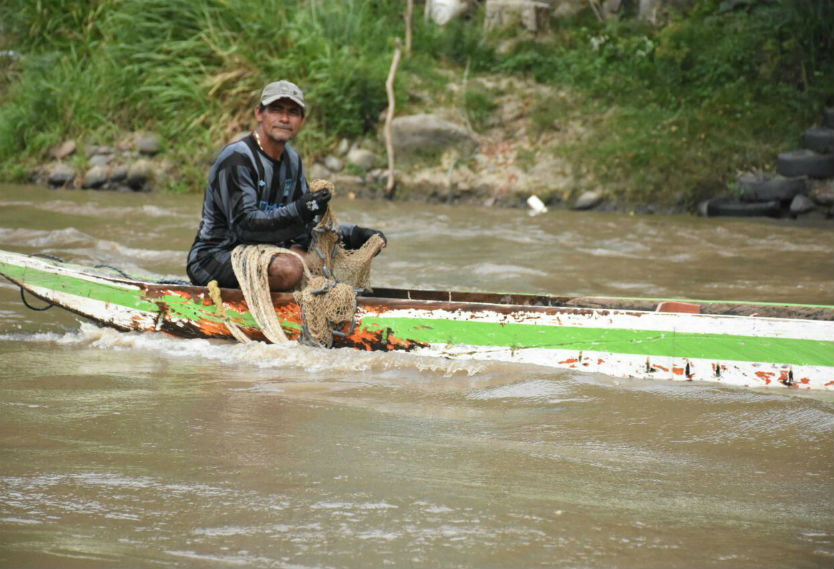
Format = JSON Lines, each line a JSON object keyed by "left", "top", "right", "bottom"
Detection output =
{"left": 187, "top": 80, "right": 385, "bottom": 291}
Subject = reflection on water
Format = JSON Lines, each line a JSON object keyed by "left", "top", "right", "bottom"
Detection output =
{"left": 1, "top": 184, "right": 832, "bottom": 568}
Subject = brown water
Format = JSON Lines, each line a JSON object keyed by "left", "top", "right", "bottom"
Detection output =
{"left": 1, "top": 183, "right": 832, "bottom": 568}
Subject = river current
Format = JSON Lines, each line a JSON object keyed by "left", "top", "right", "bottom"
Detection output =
{"left": 1, "top": 183, "right": 832, "bottom": 568}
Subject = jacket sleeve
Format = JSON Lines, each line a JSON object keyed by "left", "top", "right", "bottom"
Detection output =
{"left": 219, "top": 160, "right": 309, "bottom": 244}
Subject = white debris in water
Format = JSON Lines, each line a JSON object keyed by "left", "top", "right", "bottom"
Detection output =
{"left": 526, "top": 195, "right": 548, "bottom": 216}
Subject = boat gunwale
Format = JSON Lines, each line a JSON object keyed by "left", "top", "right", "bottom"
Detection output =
{"left": 2, "top": 249, "right": 833, "bottom": 322}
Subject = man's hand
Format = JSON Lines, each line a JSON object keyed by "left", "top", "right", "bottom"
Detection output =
{"left": 348, "top": 226, "right": 387, "bottom": 250}
{"left": 295, "top": 189, "right": 332, "bottom": 222}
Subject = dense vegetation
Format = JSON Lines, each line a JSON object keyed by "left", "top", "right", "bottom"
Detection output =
{"left": 0, "top": 0, "right": 831, "bottom": 207}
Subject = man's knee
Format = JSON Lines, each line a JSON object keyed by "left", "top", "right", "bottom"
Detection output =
{"left": 267, "top": 252, "right": 305, "bottom": 291}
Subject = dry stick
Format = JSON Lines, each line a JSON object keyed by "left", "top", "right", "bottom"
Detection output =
{"left": 384, "top": 38, "right": 402, "bottom": 199}
{"left": 405, "top": 0, "right": 414, "bottom": 55}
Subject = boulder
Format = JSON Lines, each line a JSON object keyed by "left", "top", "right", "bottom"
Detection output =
{"left": 346, "top": 148, "right": 378, "bottom": 171}
{"left": 485, "top": 0, "right": 550, "bottom": 32}
{"left": 330, "top": 174, "right": 365, "bottom": 194}
{"left": 85, "top": 144, "right": 115, "bottom": 157}
{"left": 136, "top": 133, "right": 161, "bottom": 155}
{"left": 126, "top": 159, "right": 152, "bottom": 190}
{"left": 336, "top": 138, "right": 351, "bottom": 156}
{"left": 789, "top": 194, "right": 816, "bottom": 216}
{"left": 737, "top": 172, "right": 807, "bottom": 203}
{"left": 426, "top": 0, "right": 470, "bottom": 25}
{"left": 115, "top": 136, "right": 133, "bottom": 152}
{"left": 324, "top": 155, "right": 344, "bottom": 172}
{"left": 407, "top": 168, "right": 449, "bottom": 190}
{"left": 308, "top": 163, "right": 332, "bottom": 180}
{"left": 392, "top": 114, "right": 476, "bottom": 155}
{"left": 110, "top": 165, "right": 128, "bottom": 183}
{"left": 49, "top": 140, "right": 76, "bottom": 160}
{"left": 82, "top": 165, "right": 108, "bottom": 189}
{"left": 572, "top": 190, "right": 604, "bottom": 210}
{"left": 48, "top": 163, "right": 76, "bottom": 187}
{"left": 29, "top": 166, "right": 49, "bottom": 186}
{"left": 89, "top": 154, "right": 113, "bottom": 167}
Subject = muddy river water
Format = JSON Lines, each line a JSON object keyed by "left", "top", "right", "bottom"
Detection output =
{"left": 1, "top": 183, "right": 832, "bottom": 568}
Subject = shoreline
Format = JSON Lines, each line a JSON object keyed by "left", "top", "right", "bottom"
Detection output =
{"left": 22, "top": 127, "right": 834, "bottom": 225}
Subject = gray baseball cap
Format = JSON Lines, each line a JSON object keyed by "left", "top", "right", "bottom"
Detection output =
{"left": 260, "top": 80, "right": 305, "bottom": 110}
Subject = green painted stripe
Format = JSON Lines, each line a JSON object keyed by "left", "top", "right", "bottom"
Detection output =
{"left": 158, "top": 290, "right": 301, "bottom": 332}
{"left": 1, "top": 261, "right": 160, "bottom": 313}
{"left": 2, "top": 258, "right": 830, "bottom": 363}
{"left": 0, "top": 259, "right": 299, "bottom": 332}
{"left": 367, "top": 317, "right": 834, "bottom": 367}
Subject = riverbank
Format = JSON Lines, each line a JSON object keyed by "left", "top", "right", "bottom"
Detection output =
{"left": 2, "top": 1, "right": 832, "bottom": 217}
{"left": 25, "top": 80, "right": 834, "bottom": 222}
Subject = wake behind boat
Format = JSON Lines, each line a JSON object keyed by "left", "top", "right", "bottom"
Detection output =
{"left": 1, "top": 248, "right": 832, "bottom": 390}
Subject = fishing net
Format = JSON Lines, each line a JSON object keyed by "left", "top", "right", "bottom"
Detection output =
{"left": 220, "top": 179, "right": 385, "bottom": 347}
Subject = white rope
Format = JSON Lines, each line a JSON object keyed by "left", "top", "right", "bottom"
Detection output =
{"left": 230, "top": 244, "right": 311, "bottom": 344}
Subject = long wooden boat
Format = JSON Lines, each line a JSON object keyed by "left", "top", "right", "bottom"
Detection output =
{"left": 1, "top": 249, "right": 832, "bottom": 390}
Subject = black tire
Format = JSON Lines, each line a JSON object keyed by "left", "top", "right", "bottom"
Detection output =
{"left": 803, "top": 127, "right": 834, "bottom": 154}
{"left": 698, "top": 197, "right": 782, "bottom": 218}
{"left": 823, "top": 107, "right": 834, "bottom": 129}
{"left": 737, "top": 173, "right": 807, "bottom": 202}
{"left": 777, "top": 149, "right": 834, "bottom": 179}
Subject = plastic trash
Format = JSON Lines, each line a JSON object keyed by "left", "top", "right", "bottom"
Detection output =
{"left": 527, "top": 195, "right": 548, "bottom": 216}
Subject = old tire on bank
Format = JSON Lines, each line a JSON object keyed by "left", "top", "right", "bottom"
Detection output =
{"left": 802, "top": 127, "right": 834, "bottom": 154}
{"left": 698, "top": 197, "right": 781, "bottom": 218}
{"left": 777, "top": 149, "right": 834, "bottom": 179}
{"left": 823, "top": 107, "right": 834, "bottom": 129}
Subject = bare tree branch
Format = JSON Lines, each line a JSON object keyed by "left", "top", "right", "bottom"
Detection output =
{"left": 384, "top": 38, "right": 403, "bottom": 199}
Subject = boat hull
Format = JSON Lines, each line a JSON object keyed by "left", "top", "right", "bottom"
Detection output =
{"left": 2, "top": 250, "right": 832, "bottom": 390}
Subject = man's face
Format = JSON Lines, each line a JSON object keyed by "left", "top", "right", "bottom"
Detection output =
{"left": 256, "top": 98, "right": 305, "bottom": 144}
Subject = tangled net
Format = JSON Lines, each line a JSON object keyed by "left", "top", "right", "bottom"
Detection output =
{"left": 219, "top": 179, "right": 385, "bottom": 347}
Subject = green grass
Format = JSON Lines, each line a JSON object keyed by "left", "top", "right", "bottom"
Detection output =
{"left": 0, "top": 0, "right": 831, "bottom": 205}
{"left": 463, "top": 83, "right": 498, "bottom": 131}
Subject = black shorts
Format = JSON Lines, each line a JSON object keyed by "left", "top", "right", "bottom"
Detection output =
{"left": 186, "top": 249, "right": 238, "bottom": 288}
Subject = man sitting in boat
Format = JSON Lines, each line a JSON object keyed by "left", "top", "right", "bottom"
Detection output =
{"left": 187, "top": 80, "right": 385, "bottom": 291}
